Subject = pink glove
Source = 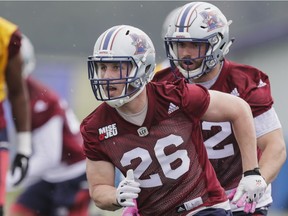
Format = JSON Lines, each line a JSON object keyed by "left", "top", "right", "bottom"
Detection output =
{"left": 228, "top": 189, "right": 257, "bottom": 213}
{"left": 122, "top": 199, "right": 140, "bottom": 216}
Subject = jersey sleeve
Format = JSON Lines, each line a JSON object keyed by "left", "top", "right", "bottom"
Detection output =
{"left": 243, "top": 70, "right": 273, "bottom": 117}
{"left": 180, "top": 81, "right": 210, "bottom": 120}
{"left": 224, "top": 61, "right": 274, "bottom": 117}
{"left": 80, "top": 108, "right": 111, "bottom": 162}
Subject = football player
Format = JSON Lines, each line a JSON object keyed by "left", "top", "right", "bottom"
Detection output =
{"left": 0, "top": 17, "right": 32, "bottom": 216}
{"left": 7, "top": 35, "right": 90, "bottom": 216}
{"left": 154, "top": 2, "right": 286, "bottom": 215}
{"left": 81, "top": 25, "right": 266, "bottom": 216}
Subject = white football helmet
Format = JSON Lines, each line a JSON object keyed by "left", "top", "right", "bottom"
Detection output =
{"left": 165, "top": 2, "right": 233, "bottom": 79}
{"left": 20, "top": 34, "right": 36, "bottom": 77}
{"left": 88, "top": 25, "right": 156, "bottom": 108}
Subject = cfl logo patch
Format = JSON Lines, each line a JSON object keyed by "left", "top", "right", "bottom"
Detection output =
{"left": 137, "top": 127, "right": 149, "bottom": 137}
{"left": 98, "top": 123, "right": 118, "bottom": 141}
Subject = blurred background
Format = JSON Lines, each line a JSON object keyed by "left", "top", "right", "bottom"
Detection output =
{"left": 1, "top": 1, "right": 287, "bottom": 215}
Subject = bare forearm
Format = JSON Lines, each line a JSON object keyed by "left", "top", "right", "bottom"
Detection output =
{"left": 232, "top": 104, "right": 258, "bottom": 172}
{"left": 6, "top": 52, "right": 31, "bottom": 132}
{"left": 90, "top": 185, "right": 121, "bottom": 211}
{"left": 259, "top": 149, "right": 286, "bottom": 184}
{"left": 257, "top": 130, "right": 287, "bottom": 184}
{"left": 9, "top": 91, "right": 30, "bottom": 132}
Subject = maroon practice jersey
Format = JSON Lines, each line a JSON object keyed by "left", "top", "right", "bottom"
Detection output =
{"left": 27, "top": 76, "right": 85, "bottom": 164}
{"left": 153, "top": 59, "right": 273, "bottom": 190}
{"left": 81, "top": 80, "right": 228, "bottom": 216}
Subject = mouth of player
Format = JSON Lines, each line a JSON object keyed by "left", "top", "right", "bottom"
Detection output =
{"left": 103, "top": 84, "right": 121, "bottom": 98}
{"left": 105, "top": 85, "right": 117, "bottom": 93}
{"left": 181, "top": 58, "right": 195, "bottom": 70}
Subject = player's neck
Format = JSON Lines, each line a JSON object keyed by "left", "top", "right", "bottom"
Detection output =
{"left": 193, "top": 63, "right": 222, "bottom": 83}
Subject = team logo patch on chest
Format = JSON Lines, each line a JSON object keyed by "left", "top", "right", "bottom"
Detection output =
{"left": 98, "top": 123, "right": 118, "bottom": 141}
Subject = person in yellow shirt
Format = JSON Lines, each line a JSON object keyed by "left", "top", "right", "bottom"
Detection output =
{"left": 0, "top": 17, "right": 32, "bottom": 216}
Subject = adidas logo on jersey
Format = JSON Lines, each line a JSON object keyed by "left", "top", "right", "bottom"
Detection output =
{"left": 258, "top": 79, "right": 267, "bottom": 88}
{"left": 168, "top": 102, "right": 179, "bottom": 114}
{"left": 176, "top": 197, "right": 203, "bottom": 213}
{"left": 230, "top": 88, "right": 240, "bottom": 97}
{"left": 98, "top": 123, "right": 118, "bottom": 141}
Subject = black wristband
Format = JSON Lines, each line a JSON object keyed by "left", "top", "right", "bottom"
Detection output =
{"left": 243, "top": 167, "right": 261, "bottom": 177}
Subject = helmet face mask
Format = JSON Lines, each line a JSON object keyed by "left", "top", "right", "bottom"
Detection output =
{"left": 88, "top": 56, "right": 139, "bottom": 101}
{"left": 164, "top": 2, "right": 233, "bottom": 80}
{"left": 166, "top": 38, "right": 210, "bottom": 74}
{"left": 88, "top": 25, "right": 156, "bottom": 108}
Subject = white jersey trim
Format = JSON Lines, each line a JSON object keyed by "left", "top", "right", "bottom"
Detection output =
{"left": 254, "top": 107, "right": 281, "bottom": 138}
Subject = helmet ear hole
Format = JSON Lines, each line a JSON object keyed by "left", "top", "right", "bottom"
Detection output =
{"left": 220, "top": 43, "right": 225, "bottom": 50}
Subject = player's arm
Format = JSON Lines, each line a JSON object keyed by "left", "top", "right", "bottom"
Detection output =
{"left": 257, "top": 127, "right": 286, "bottom": 184}
{"left": 6, "top": 33, "right": 31, "bottom": 134}
{"left": 6, "top": 31, "right": 32, "bottom": 158}
{"left": 201, "top": 90, "right": 258, "bottom": 171}
{"left": 6, "top": 31, "right": 32, "bottom": 185}
{"left": 86, "top": 159, "right": 140, "bottom": 211}
{"left": 86, "top": 159, "right": 120, "bottom": 211}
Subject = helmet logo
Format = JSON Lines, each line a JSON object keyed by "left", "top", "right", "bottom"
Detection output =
{"left": 200, "top": 11, "right": 225, "bottom": 32}
{"left": 129, "top": 33, "right": 150, "bottom": 54}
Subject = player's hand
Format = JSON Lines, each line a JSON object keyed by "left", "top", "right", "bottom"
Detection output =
{"left": 116, "top": 169, "right": 141, "bottom": 207}
{"left": 228, "top": 188, "right": 257, "bottom": 213}
{"left": 230, "top": 172, "right": 267, "bottom": 213}
{"left": 11, "top": 132, "right": 32, "bottom": 186}
{"left": 11, "top": 153, "right": 29, "bottom": 186}
{"left": 122, "top": 199, "right": 139, "bottom": 216}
